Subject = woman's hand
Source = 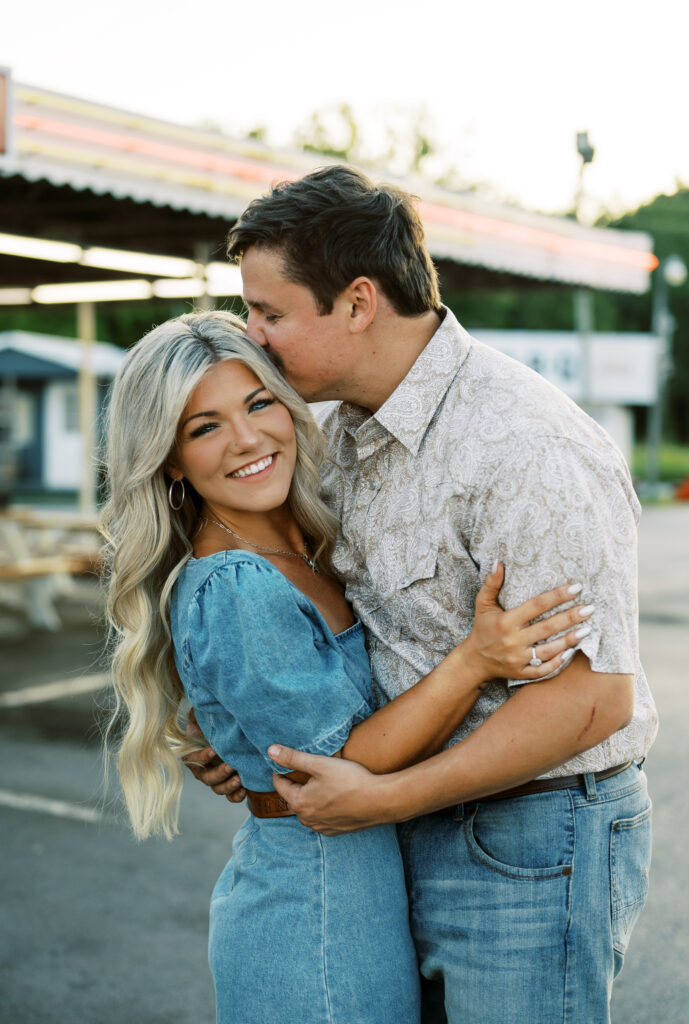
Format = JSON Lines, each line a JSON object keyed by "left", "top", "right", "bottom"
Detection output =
{"left": 462, "top": 562, "right": 594, "bottom": 682}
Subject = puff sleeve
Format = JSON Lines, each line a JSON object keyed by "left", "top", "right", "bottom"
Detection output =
{"left": 183, "top": 558, "right": 373, "bottom": 773}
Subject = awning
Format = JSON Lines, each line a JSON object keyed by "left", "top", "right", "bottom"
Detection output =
{"left": 1, "top": 75, "right": 656, "bottom": 294}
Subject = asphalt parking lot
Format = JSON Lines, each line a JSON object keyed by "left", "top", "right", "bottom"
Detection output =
{"left": 1, "top": 503, "right": 688, "bottom": 1023}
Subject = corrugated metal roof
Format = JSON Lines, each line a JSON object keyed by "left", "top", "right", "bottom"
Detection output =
{"left": 1, "top": 80, "right": 656, "bottom": 294}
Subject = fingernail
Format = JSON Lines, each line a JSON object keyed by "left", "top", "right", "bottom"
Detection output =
{"left": 560, "top": 648, "right": 576, "bottom": 663}
{"left": 491, "top": 560, "right": 499, "bottom": 573}
{"left": 568, "top": 583, "right": 583, "bottom": 595}
{"left": 268, "top": 745, "right": 281, "bottom": 758}
{"left": 574, "top": 625, "right": 591, "bottom": 640}
{"left": 578, "top": 604, "right": 595, "bottom": 617}
{"left": 223, "top": 764, "right": 233, "bottom": 774}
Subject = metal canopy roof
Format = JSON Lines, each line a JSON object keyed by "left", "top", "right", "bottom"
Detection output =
{"left": 0, "top": 330, "right": 125, "bottom": 376}
{"left": 0, "top": 74, "right": 656, "bottom": 295}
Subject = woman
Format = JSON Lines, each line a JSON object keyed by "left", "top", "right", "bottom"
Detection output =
{"left": 102, "top": 311, "right": 589, "bottom": 1024}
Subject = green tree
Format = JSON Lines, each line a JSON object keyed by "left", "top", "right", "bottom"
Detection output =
{"left": 600, "top": 189, "right": 689, "bottom": 442}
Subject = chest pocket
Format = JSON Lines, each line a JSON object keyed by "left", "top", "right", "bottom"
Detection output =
{"left": 368, "top": 524, "right": 438, "bottom": 603}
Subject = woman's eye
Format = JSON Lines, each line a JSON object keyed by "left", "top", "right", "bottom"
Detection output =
{"left": 189, "top": 422, "right": 218, "bottom": 439}
{"left": 249, "top": 398, "right": 275, "bottom": 413}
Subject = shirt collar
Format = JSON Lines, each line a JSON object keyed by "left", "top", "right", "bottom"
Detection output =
{"left": 337, "top": 306, "right": 472, "bottom": 458}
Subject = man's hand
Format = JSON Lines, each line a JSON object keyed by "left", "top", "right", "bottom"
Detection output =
{"left": 269, "top": 745, "right": 385, "bottom": 834}
{"left": 185, "top": 708, "right": 246, "bottom": 802}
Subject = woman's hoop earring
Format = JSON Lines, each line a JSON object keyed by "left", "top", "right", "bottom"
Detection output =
{"left": 168, "top": 478, "right": 186, "bottom": 511}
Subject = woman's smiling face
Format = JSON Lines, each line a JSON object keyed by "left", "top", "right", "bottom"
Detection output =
{"left": 169, "top": 359, "right": 297, "bottom": 520}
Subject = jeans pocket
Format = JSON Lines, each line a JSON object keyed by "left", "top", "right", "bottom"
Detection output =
{"left": 610, "top": 802, "right": 652, "bottom": 957}
{"left": 464, "top": 799, "right": 574, "bottom": 880}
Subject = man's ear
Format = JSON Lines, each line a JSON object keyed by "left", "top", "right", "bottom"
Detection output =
{"left": 345, "top": 277, "right": 377, "bottom": 334}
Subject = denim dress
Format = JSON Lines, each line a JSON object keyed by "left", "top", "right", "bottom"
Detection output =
{"left": 171, "top": 551, "right": 420, "bottom": 1024}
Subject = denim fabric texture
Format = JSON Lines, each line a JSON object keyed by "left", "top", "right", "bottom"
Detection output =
{"left": 171, "top": 552, "right": 421, "bottom": 1023}
{"left": 172, "top": 552, "right": 375, "bottom": 790}
{"left": 398, "top": 763, "right": 651, "bottom": 1024}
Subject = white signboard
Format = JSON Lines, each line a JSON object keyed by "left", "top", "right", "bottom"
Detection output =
{"left": 472, "top": 331, "right": 659, "bottom": 406}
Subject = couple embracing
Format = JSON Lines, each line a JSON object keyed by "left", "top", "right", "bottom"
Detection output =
{"left": 103, "top": 166, "right": 657, "bottom": 1024}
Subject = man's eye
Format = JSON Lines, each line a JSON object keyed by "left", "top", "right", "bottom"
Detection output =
{"left": 265, "top": 314, "right": 281, "bottom": 323}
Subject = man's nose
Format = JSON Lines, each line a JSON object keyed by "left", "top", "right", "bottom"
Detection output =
{"left": 246, "top": 310, "right": 268, "bottom": 347}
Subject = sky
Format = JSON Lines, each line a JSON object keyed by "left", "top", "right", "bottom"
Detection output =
{"left": 3, "top": 0, "right": 688, "bottom": 221}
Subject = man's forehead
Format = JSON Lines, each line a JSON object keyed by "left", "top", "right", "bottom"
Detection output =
{"left": 241, "top": 254, "right": 317, "bottom": 312}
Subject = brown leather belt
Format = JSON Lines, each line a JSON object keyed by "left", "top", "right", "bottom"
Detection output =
{"left": 438, "top": 761, "right": 633, "bottom": 814}
{"left": 247, "top": 762, "right": 634, "bottom": 820}
{"left": 246, "top": 789, "right": 296, "bottom": 818}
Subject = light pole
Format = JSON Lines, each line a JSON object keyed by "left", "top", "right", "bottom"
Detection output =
{"left": 574, "top": 132, "right": 595, "bottom": 220}
{"left": 646, "top": 255, "right": 687, "bottom": 486}
{"left": 574, "top": 132, "right": 595, "bottom": 410}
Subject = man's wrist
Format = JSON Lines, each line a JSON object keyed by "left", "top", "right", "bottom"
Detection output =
{"left": 366, "top": 770, "right": 415, "bottom": 825}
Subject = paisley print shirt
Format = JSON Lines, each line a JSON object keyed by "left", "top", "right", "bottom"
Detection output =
{"left": 319, "top": 307, "right": 658, "bottom": 778}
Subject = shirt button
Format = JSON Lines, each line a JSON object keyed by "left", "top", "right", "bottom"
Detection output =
{"left": 400, "top": 576, "right": 411, "bottom": 587}
{"left": 368, "top": 481, "right": 377, "bottom": 490}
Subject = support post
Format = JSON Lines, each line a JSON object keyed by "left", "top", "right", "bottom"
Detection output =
{"left": 77, "top": 301, "right": 97, "bottom": 515}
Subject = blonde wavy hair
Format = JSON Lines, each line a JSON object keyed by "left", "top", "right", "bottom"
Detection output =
{"left": 101, "top": 310, "right": 338, "bottom": 839}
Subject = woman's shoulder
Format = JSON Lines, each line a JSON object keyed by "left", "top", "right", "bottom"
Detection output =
{"left": 177, "top": 550, "right": 300, "bottom": 615}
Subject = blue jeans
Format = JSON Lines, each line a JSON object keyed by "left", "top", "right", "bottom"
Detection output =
{"left": 398, "top": 763, "right": 652, "bottom": 1024}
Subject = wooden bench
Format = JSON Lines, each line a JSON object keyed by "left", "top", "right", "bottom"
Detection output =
{"left": 0, "top": 553, "right": 100, "bottom": 582}
{"left": 0, "top": 513, "right": 102, "bottom": 631}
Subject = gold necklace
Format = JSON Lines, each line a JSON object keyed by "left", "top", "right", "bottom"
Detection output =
{"left": 201, "top": 517, "right": 320, "bottom": 574}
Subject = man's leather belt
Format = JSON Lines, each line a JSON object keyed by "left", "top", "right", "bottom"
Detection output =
{"left": 246, "top": 762, "right": 634, "bottom": 820}
{"left": 438, "top": 761, "right": 633, "bottom": 813}
{"left": 246, "top": 789, "right": 296, "bottom": 818}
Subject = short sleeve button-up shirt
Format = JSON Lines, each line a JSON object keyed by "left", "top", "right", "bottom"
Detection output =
{"left": 319, "top": 307, "right": 658, "bottom": 778}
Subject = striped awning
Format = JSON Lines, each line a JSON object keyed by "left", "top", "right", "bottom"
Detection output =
{"left": 1, "top": 77, "right": 656, "bottom": 294}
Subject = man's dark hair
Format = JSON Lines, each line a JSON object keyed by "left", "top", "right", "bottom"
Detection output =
{"left": 227, "top": 165, "right": 441, "bottom": 317}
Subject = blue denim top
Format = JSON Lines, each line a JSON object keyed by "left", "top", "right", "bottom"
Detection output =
{"left": 171, "top": 550, "right": 374, "bottom": 791}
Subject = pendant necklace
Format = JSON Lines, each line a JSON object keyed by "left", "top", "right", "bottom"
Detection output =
{"left": 201, "top": 517, "right": 319, "bottom": 574}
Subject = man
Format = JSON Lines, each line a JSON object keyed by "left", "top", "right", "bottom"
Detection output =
{"left": 191, "top": 165, "right": 657, "bottom": 1023}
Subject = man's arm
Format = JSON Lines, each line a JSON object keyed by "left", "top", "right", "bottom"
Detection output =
{"left": 184, "top": 708, "right": 246, "bottom": 801}
{"left": 269, "top": 652, "right": 634, "bottom": 833}
{"left": 185, "top": 569, "right": 588, "bottom": 796}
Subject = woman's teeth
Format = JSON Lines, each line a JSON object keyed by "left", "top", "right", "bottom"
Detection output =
{"left": 229, "top": 455, "right": 274, "bottom": 479}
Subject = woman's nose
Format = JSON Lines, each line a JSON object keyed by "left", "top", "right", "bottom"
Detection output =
{"left": 229, "top": 418, "right": 259, "bottom": 453}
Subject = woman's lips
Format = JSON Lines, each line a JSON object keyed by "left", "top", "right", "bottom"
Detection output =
{"left": 227, "top": 453, "right": 277, "bottom": 481}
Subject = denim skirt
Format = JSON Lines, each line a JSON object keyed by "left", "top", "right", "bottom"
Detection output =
{"left": 209, "top": 815, "right": 421, "bottom": 1024}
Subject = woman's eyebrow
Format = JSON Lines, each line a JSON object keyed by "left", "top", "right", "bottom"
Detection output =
{"left": 244, "top": 387, "right": 267, "bottom": 405}
{"left": 180, "top": 409, "right": 218, "bottom": 429}
{"left": 180, "top": 389, "right": 268, "bottom": 429}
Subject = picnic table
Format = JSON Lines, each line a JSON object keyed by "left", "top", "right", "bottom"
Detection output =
{"left": 0, "top": 509, "right": 102, "bottom": 631}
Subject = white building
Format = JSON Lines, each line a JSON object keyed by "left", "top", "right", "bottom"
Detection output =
{"left": 0, "top": 331, "right": 123, "bottom": 494}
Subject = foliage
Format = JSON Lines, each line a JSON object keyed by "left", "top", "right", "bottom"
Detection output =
{"left": 0, "top": 300, "right": 205, "bottom": 350}
{"left": 601, "top": 190, "right": 689, "bottom": 442}
{"left": 632, "top": 442, "right": 689, "bottom": 483}
{"left": 288, "top": 102, "right": 465, "bottom": 181}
